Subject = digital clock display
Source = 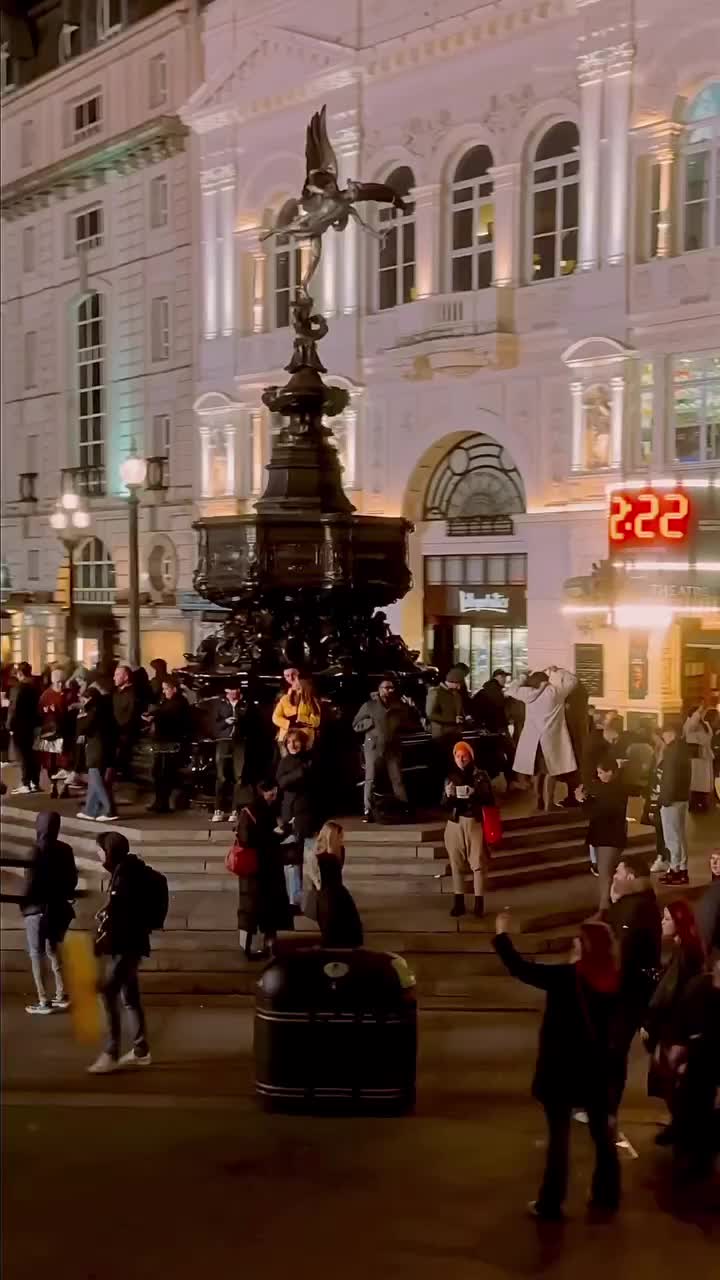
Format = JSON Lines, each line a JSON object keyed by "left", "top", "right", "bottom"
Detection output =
{"left": 608, "top": 489, "right": 692, "bottom": 550}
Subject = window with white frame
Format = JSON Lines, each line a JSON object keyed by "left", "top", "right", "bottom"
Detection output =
{"left": 20, "top": 119, "right": 34, "bottom": 168}
{"left": 273, "top": 200, "right": 302, "bottom": 329}
{"left": 23, "top": 226, "right": 36, "bottom": 273}
{"left": 152, "top": 412, "right": 171, "bottom": 486}
{"left": 638, "top": 361, "right": 655, "bottom": 465}
{"left": 77, "top": 293, "right": 106, "bottom": 482}
{"left": 149, "top": 53, "right": 168, "bottom": 108}
{"left": 149, "top": 175, "right": 169, "bottom": 229}
{"left": 97, "top": 0, "right": 126, "bottom": 41}
{"left": 66, "top": 91, "right": 102, "bottom": 145}
{"left": 450, "top": 146, "right": 494, "bottom": 292}
{"left": 151, "top": 297, "right": 170, "bottom": 361}
{"left": 672, "top": 353, "right": 720, "bottom": 463}
{"left": 74, "top": 537, "right": 116, "bottom": 604}
{"left": 58, "top": 21, "right": 80, "bottom": 65}
{"left": 530, "top": 122, "right": 579, "bottom": 281}
{"left": 24, "top": 332, "right": 37, "bottom": 389}
{"left": 683, "top": 82, "right": 720, "bottom": 252}
{"left": 377, "top": 166, "right": 415, "bottom": 309}
{"left": 71, "top": 205, "right": 103, "bottom": 253}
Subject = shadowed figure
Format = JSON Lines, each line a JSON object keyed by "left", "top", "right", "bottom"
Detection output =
{"left": 259, "top": 105, "right": 408, "bottom": 298}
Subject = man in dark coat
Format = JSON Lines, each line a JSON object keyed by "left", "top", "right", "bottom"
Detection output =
{"left": 658, "top": 722, "right": 692, "bottom": 885}
{"left": 145, "top": 677, "right": 194, "bottom": 813}
{"left": 89, "top": 831, "right": 153, "bottom": 1073}
{"left": 75, "top": 685, "right": 117, "bottom": 820}
{"left": 211, "top": 685, "right": 260, "bottom": 822}
{"left": 21, "top": 811, "right": 78, "bottom": 1014}
{"left": 353, "top": 676, "right": 416, "bottom": 821}
{"left": 112, "top": 664, "right": 140, "bottom": 780}
{"left": 9, "top": 662, "right": 40, "bottom": 793}
{"left": 606, "top": 853, "right": 662, "bottom": 1115}
{"left": 695, "top": 849, "right": 720, "bottom": 956}
{"left": 471, "top": 669, "right": 514, "bottom": 785}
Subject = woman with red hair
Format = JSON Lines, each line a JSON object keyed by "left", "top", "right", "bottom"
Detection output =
{"left": 494, "top": 912, "right": 621, "bottom": 1220}
{"left": 642, "top": 899, "right": 706, "bottom": 1143}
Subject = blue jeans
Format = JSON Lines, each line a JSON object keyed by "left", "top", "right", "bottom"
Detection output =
{"left": 86, "top": 767, "right": 113, "bottom": 818}
{"left": 285, "top": 864, "right": 303, "bottom": 906}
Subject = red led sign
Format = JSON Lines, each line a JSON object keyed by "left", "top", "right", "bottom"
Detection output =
{"left": 608, "top": 489, "right": 692, "bottom": 550}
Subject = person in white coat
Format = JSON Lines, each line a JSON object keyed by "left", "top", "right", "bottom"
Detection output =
{"left": 683, "top": 703, "right": 715, "bottom": 813}
{"left": 505, "top": 667, "right": 578, "bottom": 811}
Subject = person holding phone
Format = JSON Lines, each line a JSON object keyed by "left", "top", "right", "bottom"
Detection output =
{"left": 442, "top": 740, "right": 494, "bottom": 919}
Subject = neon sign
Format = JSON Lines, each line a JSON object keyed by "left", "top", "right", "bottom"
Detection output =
{"left": 608, "top": 489, "right": 692, "bottom": 550}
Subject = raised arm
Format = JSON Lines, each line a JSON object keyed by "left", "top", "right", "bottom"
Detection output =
{"left": 493, "top": 930, "right": 565, "bottom": 992}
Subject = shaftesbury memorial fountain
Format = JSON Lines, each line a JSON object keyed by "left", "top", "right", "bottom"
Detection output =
{"left": 186, "top": 108, "right": 424, "bottom": 693}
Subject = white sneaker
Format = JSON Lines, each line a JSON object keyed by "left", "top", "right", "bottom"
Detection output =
{"left": 118, "top": 1049, "right": 152, "bottom": 1066}
{"left": 211, "top": 809, "right": 226, "bottom": 823}
{"left": 12, "top": 785, "right": 33, "bottom": 795}
{"left": 87, "top": 1052, "right": 118, "bottom": 1075}
{"left": 53, "top": 768, "right": 69, "bottom": 781}
{"left": 650, "top": 857, "right": 670, "bottom": 874}
{"left": 572, "top": 1109, "right": 589, "bottom": 1124}
{"left": 97, "top": 814, "right": 118, "bottom": 822}
{"left": 51, "top": 995, "right": 71, "bottom": 1011}
{"left": 229, "top": 810, "right": 239, "bottom": 824}
{"left": 25, "top": 1001, "right": 53, "bottom": 1015}
{"left": 76, "top": 811, "right": 96, "bottom": 820}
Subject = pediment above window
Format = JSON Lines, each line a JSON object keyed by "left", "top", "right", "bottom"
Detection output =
{"left": 561, "top": 336, "right": 635, "bottom": 369}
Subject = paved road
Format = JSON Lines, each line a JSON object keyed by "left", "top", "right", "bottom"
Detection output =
{"left": 2, "top": 1000, "right": 717, "bottom": 1280}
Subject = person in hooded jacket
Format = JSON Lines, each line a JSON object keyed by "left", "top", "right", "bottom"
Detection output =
{"left": 494, "top": 913, "right": 621, "bottom": 1220}
{"left": 21, "top": 811, "right": 78, "bottom": 1014}
{"left": 442, "top": 740, "right": 494, "bottom": 919}
{"left": 89, "top": 831, "right": 152, "bottom": 1074}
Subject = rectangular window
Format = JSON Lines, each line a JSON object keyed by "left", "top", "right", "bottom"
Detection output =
{"left": 71, "top": 205, "right": 103, "bottom": 253}
{"left": 20, "top": 119, "right": 34, "bottom": 168}
{"left": 649, "top": 162, "right": 661, "bottom": 258}
{"left": 24, "top": 331, "right": 37, "bottom": 388}
{"left": 153, "top": 412, "right": 170, "bottom": 458}
{"left": 149, "top": 175, "right": 169, "bottom": 229}
{"left": 151, "top": 297, "right": 170, "bottom": 362}
{"left": 149, "top": 53, "right": 168, "bottom": 108}
{"left": 444, "top": 556, "right": 463, "bottom": 585}
{"left": 67, "top": 92, "right": 102, "bottom": 145}
{"left": 22, "top": 225, "right": 35, "bottom": 272}
{"left": 27, "top": 550, "right": 39, "bottom": 582}
{"left": 424, "top": 556, "right": 443, "bottom": 586}
{"left": 672, "top": 353, "right": 720, "bottom": 463}
{"left": 98, "top": 0, "right": 125, "bottom": 40}
{"left": 77, "top": 292, "right": 106, "bottom": 482}
{"left": 639, "top": 361, "right": 654, "bottom": 464}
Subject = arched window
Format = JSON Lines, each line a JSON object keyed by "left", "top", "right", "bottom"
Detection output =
{"left": 77, "top": 292, "right": 105, "bottom": 493}
{"left": 530, "top": 122, "right": 579, "bottom": 281}
{"left": 74, "top": 538, "right": 116, "bottom": 604}
{"left": 683, "top": 82, "right": 720, "bottom": 252}
{"left": 377, "top": 166, "right": 415, "bottom": 309}
{"left": 273, "top": 199, "right": 302, "bottom": 329}
{"left": 450, "top": 146, "right": 494, "bottom": 292}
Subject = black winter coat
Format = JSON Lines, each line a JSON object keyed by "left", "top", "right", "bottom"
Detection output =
{"left": 234, "top": 801, "right": 293, "bottom": 936}
{"left": 471, "top": 678, "right": 508, "bottom": 733}
{"left": 22, "top": 812, "right": 78, "bottom": 943}
{"left": 77, "top": 692, "right": 116, "bottom": 770}
{"left": 581, "top": 730, "right": 621, "bottom": 788}
{"left": 442, "top": 763, "right": 494, "bottom": 822}
{"left": 316, "top": 856, "right": 363, "bottom": 948}
{"left": 276, "top": 752, "right": 320, "bottom": 840}
{"left": 695, "top": 879, "right": 720, "bottom": 954}
{"left": 659, "top": 739, "right": 691, "bottom": 806}
{"left": 644, "top": 946, "right": 705, "bottom": 1052}
{"left": 112, "top": 685, "right": 139, "bottom": 739}
{"left": 8, "top": 679, "right": 39, "bottom": 741}
{"left": 493, "top": 932, "right": 617, "bottom": 1108}
{"left": 95, "top": 854, "right": 151, "bottom": 958}
{"left": 607, "top": 882, "right": 662, "bottom": 1004}
{"left": 582, "top": 778, "right": 628, "bottom": 849}
{"left": 151, "top": 693, "right": 193, "bottom": 746}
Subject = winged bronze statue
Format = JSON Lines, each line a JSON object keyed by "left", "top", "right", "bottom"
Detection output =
{"left": 259, "top": 105, "right": 409, "bottom": 299}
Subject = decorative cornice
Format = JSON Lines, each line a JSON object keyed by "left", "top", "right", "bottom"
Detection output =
{"left": 0, "top": 115, "right": 188, "bottom": 220}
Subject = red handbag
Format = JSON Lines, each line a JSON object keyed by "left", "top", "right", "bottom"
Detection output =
{"left": 481, "top": 805, "right": 502, "bottom": 848}
{"left": 225, "top": 809, "right": 258, "bottom": 876}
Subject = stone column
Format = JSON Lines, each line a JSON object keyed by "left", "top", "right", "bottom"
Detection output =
{"left": 199, "top": 424, "right": 212, "bottom": 497}
{"left": 570, "top": 380, "right": 585, "bottom": 470}
{"left": 605, "top": 43, "right": 634, "bottom": 265}
{"left": 223, "top": 425, "right": 236, "bottom": 497}
{"left": 220, "top": 178, "right": 236, "bottom": 336}
{"left": 411, "top": 183, "right": 442, "bottom": 297}
{"left": 577, "top": 52, "right": 603, "bottom": 272}
{"left": 252, "top": 249, "right": 266, "bottom": 334}
{"left": 335, "top": 123, "right": 361, "bottom": 315}
{"left": 201, "top": 184, "right": 218, "bottom": 338}
{"left": 609, "top": 375, "right": 624, "bottom": 468}
{"left": 647, "top": 125, "right": 682, "bottom": 258}
{"left": 487, "top": 163, "right": 520, "bottom": 286}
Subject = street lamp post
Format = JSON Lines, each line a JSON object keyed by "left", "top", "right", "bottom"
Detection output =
{"left": 49, "top": 495, "right": 91, "bottom": 664}
{"left": 119, "top": 445, "right": 147, "bottom": 669}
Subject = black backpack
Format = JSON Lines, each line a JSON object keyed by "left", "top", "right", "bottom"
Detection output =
{"left": 142, "top": 863, "right": 169, "bottom": 932}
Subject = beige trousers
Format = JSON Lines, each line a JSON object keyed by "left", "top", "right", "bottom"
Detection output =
{"left": 445, "top": 816, "right": 485, "bottom": 895}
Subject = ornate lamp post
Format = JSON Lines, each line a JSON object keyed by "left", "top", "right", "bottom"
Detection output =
{"left": 49, "top": 495, "right": 91, "bottom": 663}
{"left": 119, "top": 444, "right": 147, "bottom": 668}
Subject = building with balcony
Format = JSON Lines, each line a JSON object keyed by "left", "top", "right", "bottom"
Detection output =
{"left": 0, "top": 0, "right": 205, "bottom": 670}
{"left": 183, "top": 0, "right": 720, "bottom": 720}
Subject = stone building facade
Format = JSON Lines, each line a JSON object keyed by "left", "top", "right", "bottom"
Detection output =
{"left": 1, "top": 0, "right": 204, "bottom": 670}
{"left": 183, "top": 0, "right": 720, "bottom": 720}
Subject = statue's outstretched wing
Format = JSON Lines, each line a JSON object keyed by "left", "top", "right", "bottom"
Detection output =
{"left": 351, "top": 181, "right": 408, "bottom": 212}
{"left": 305, "top": 105, "right": 338, "bottom": 182}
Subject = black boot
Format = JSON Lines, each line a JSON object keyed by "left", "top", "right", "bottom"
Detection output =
{"left": 474, "top": 895, "right": 485, "bottom": 918}
{"left": 450, "top": 894, "right": 466, "bottom": 918}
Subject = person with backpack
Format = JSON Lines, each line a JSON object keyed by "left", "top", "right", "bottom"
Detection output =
{"left": 88, "top": 831, "right": 168, "bottom": 1074}
{"left": 21, "top": 811, "right": 78, "bottom": 1014}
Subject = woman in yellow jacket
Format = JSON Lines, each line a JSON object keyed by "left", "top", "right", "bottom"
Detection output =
{"left": 272, "top": 675, "right": 322, "bottom": 750}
